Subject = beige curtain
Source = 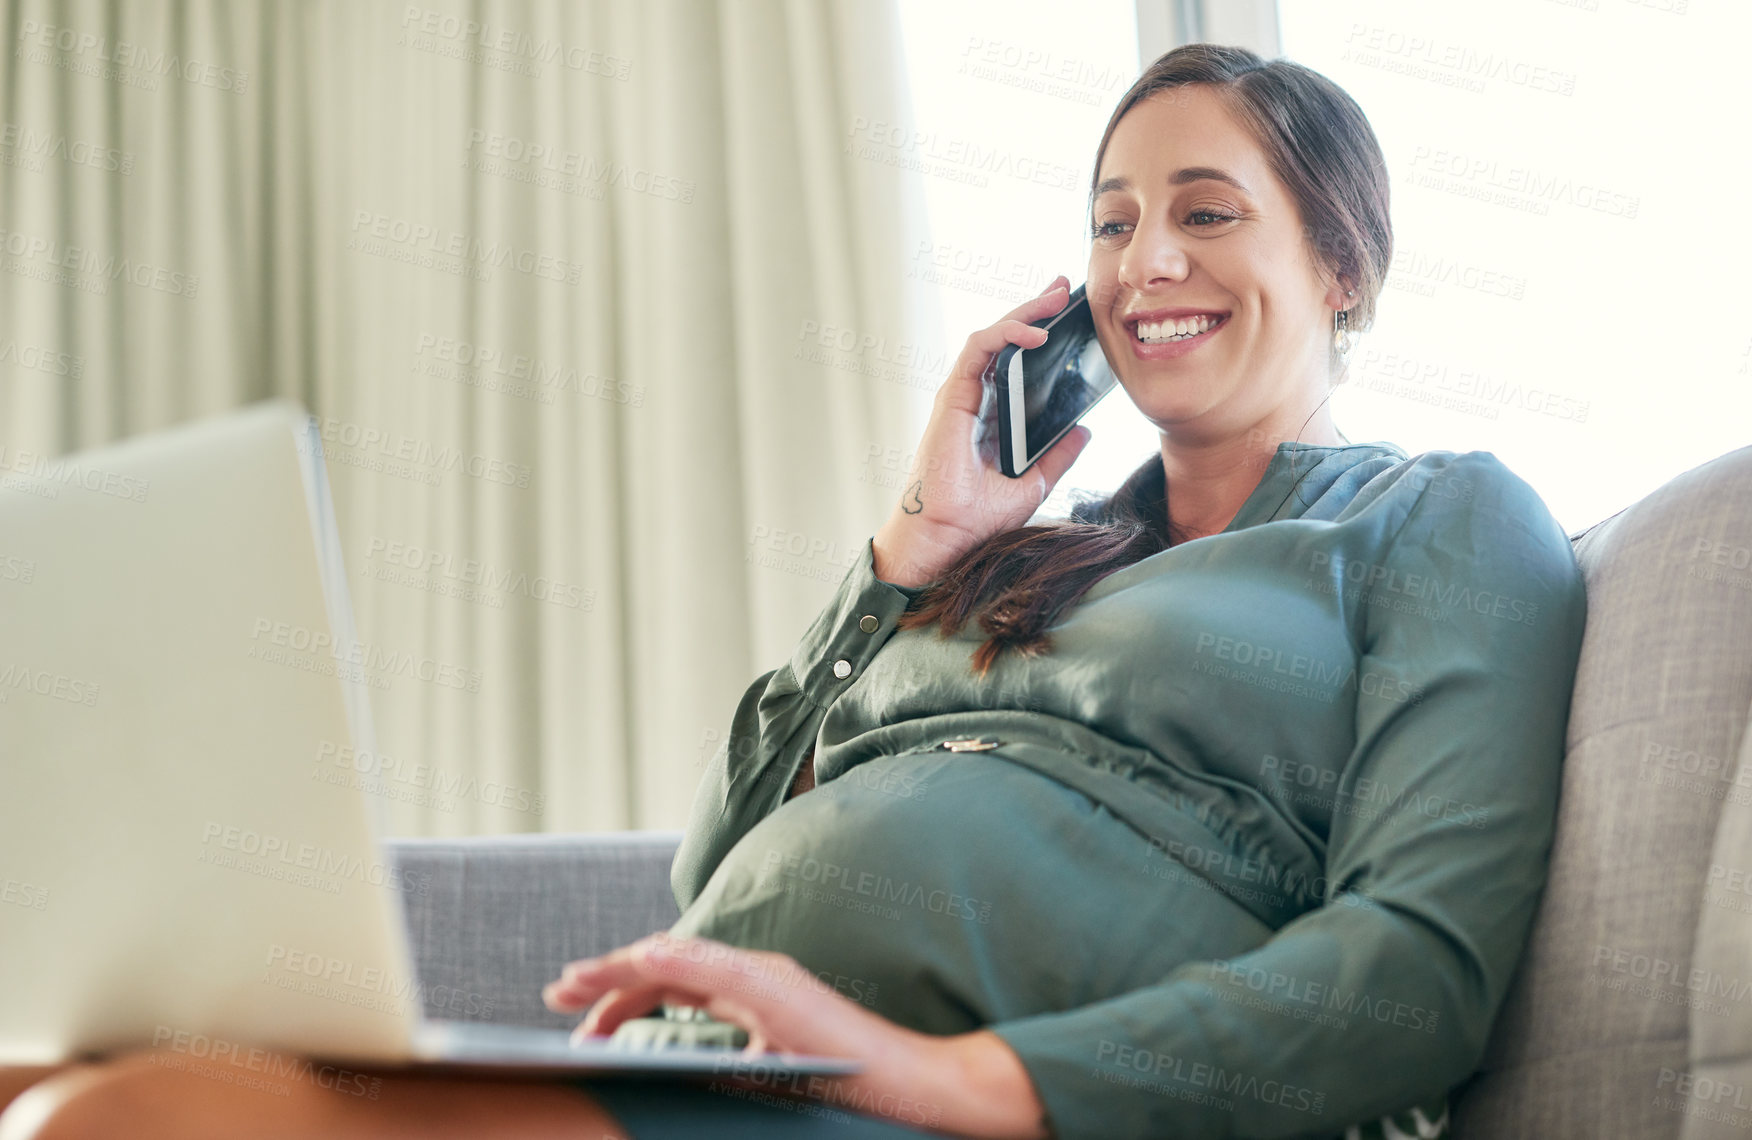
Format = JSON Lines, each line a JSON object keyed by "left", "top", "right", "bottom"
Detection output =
{"left": 0, "top": 0, "right": 929, "bottom": 833}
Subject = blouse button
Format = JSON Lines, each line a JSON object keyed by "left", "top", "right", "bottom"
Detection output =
{"left": 859, "top": 614, "right": 879, "bottom": 633}
{"left": 832, "top": 659, "right": 852, "bottom": 680}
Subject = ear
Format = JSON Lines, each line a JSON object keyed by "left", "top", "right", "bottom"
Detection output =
{"left": 1324, "top": 271, "right": 1355, "bottom": 313}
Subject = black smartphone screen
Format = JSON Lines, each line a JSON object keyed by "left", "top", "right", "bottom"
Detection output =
{"left": 979, "top": 283, "right": 1119, "bottom": 478}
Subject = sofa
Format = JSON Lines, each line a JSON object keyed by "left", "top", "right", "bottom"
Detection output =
{"left": 385, "top": 444, "right": 1752, "bottom": 1139}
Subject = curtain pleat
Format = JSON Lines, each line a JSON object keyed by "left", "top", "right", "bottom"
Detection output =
{"left": 0, "top": 0, "right": 928, "bottom": 833}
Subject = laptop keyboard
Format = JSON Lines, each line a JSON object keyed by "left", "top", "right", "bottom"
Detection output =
{"left": 606, "top": 1010, "right": 750, "bottom": 1052}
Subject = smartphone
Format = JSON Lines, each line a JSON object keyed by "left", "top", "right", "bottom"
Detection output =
{"left": 976, "top": 283, "right": 1119, "bottom": 479}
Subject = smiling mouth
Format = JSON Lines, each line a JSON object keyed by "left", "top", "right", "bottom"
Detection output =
{"left": 1131, "top": 314, "right": 1228, "bottom": 344}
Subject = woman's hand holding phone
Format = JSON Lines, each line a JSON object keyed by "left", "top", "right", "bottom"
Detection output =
{"left": 871, "top": 275, "right": 1093, "bottom": 589}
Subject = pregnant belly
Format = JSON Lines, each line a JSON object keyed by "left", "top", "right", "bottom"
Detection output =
{"left": 670, "top": 750, "right": 1274, "bottom": 1035}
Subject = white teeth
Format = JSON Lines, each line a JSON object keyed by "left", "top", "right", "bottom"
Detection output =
{"left": 1135, "top": 315, "right": 1220, "bottom": 344}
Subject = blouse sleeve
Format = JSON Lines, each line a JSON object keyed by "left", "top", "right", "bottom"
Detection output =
{"left": 987, "top": 452, "right": 1589, "bottom": 1139}
{"left": 670, "top": 536, "right": 926, "bottom": 912}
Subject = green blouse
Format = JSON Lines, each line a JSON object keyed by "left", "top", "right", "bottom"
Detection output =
{"left": 670, "top": 443, "right": 1588, "bottom": 1138}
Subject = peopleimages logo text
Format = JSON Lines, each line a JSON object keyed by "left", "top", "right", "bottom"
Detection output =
{"left": 198, "top": 822, "right": 430, "bottom": 895}
{"left": 363, "top": 538, "right": 590, "bottom": 610}
{"left": 16, "top": 19, "right": 248, "bottom": 91}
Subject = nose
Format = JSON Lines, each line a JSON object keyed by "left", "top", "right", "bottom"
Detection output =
{"left": 1116, "top": 213, "right": 1191, "bottom": 297}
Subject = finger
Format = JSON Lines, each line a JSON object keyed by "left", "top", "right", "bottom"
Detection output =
{"left": 937, "top": 320, "right": 1052, "bottom": 417}
{"left": 546, "top": 966, "right": 637, "bottom": 1014}
{"left": 1031, "top": 424, "right": 1093, "bottom": 492}
{"left": 1000, "top": 274, "right": 1069, "bottom": 325}
{"left": 576, "top": 985, "right": 776, "bottom": 1049}
{"left": 558, "top": 930, "right": 693, "bottom": 983}
{"left": 575, "top": 984, "right": 666, "bottom": 1038}
{"left": 936, "top": 281, "right": 1070, "bottom": 411}
{"left": 553, "top": 937, "right": 654, "bottom": 986}
{"left": 988, "top": 289, "right": 1069, "bottom": 346}
{"left": 544, "top": 974, "right": 589, "bottom": 1011}
{"left": 972, "top": 280, "right": 1073, "bottom": 364}
{"left": 544, "top": 978, "right": 582, "bottom": 1012}
{"left": 545, "top": 969, "right": 613, "bottom": 1012}
{"left": 623, "top": 939, "right": 804, "bottom": 1021}
{"left": 569, "top": 987, "right": 723, "bottom": 1044}
{"left": 945, "top": 319, "right": 1048, "bottom": 391}
{"left": 598, "top": 936, "right": 874, "bottom": 1060}
{"left": 951, "top": 284, "right": 1070, "bottom": 385}
{"left": 554, "top": 935, "right": 772, "bottom": 1008}
{"left": 544, "top": 936, "right": 665, "bottom": 1011}
{"left": 964, "top": 318, "right": 1051, "bottom": 361}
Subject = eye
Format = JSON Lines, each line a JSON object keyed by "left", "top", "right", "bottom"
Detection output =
{"left": 1090, "top": 210, "right": 1238, "bottom": 242}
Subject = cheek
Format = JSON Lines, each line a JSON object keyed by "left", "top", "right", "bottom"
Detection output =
{"left": 1084, "top": 260, "right": 1118, "bottom": 318}
{"left": 1092, "top": 315, "right": 1124, "bottom": 370}
{"left": 1085, "top": 256, "right": 1120, "bottom": 306}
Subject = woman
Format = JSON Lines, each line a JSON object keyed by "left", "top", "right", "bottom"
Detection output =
{"left": 0, "top": 43, "right": 1586, "bottom": 1140}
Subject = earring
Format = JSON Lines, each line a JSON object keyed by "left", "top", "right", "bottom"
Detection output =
{"left": 1333, "top": 304, "right": 1355, "bottom": 356}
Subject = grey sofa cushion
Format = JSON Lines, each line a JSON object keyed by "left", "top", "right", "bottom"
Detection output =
{"left": 1453, "top": 446, "right": 1752, "bottom": 1137}
{"left": 1683, "top": 648, "right": 1752, "bottom": 1139}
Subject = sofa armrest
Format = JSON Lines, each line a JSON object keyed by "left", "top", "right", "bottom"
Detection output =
{"left": 384, "top": 831, "right": 683, "bottom": 1029}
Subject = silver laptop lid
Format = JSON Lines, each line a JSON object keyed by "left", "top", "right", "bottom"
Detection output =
{"left": 0, "top": 400, "right": 420, "bottom": 1065}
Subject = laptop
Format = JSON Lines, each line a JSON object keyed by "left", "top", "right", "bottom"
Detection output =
{"left": 0, "top": 400, "right": 858, "bottom": 1078}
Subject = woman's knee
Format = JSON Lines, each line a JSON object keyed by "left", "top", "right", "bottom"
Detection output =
{"left": 0, "top": 1059, "right": 135, "bottom": 1140}
{"left": 0, "top": 1050, "right": 312, "bottom": 1140}
{"left": 0, "top": 1049, "right": 634, "bottom": 1140}
{"left": 0, "top": 1067, "right": 72, "bottom": 1122}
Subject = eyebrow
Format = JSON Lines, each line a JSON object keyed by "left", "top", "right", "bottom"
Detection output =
{"left": 1092, "top": 168, "right": 1252, "bottom": 198}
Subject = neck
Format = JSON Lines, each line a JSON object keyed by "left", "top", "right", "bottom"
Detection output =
{"left": 1158, "top": 402, "right": 1344, "bottom": 540}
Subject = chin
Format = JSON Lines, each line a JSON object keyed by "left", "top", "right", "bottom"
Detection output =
{"left": 1124, "top": 382, "right": 1227, "bottom": 429}
{"left": 1138, "top": 410, "right": 1224, "bottom": 441}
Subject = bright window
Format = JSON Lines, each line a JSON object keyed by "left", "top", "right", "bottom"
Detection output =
{"left": 899, "top": 0, "right": 1752, "bottom": 533}
{"left": 1281, "top": 0, "right": 1752, "bottom": 532}
{"left": 896, "top": 0, "right": 1154, "bottom": 514}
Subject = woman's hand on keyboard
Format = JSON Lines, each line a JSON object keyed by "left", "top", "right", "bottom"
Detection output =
{"left": 542, "top": 932, "right": 1048, "bottom": 1139}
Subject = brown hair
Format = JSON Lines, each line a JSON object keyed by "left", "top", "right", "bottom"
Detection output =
{"left": 894, "top": 43, "right": 1392, "bottom": 676}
